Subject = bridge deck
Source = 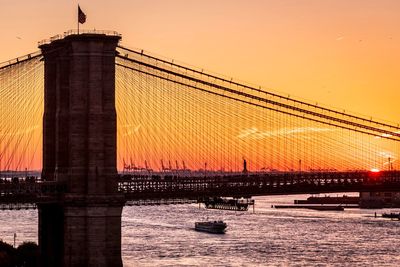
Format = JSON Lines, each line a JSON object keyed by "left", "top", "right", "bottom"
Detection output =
{"left": 119, "top": 171, "right": 400, "bottom": 199}
{"left": 0, "top": 171, "right": 399, "bottom": 207}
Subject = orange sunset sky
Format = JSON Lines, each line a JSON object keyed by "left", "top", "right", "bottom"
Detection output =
{"left": 1, "top": 0, "right": 399, "bottom": 122}
{"left": 0, "top": 1, "right": 399, "bottom": 172}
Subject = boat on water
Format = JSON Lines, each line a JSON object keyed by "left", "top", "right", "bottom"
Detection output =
{"left": 195, "top": 221, "right": 227, "bottom": 234}
{"left": 203, "top": 197, "right": 254, "bottom": 211}
{"left": 307, "top": 205, "right": 344, "bottom": 211}
{"left": 382, "top": 212, "right": 400, "bottom": 220}
{"left": 273, "top": 205, "right": 345, "bottom": 211}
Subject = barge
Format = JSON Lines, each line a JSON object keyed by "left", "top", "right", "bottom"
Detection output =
{"left": 273, "top": 204, "right": 347, "bottom": 211}
{"left": 294, "top": 195, "right": 359, "bottom": 205}
{"left": 382, "top": 212, "right": 400, "bottom": 220}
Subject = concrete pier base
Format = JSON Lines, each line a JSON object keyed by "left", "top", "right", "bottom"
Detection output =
{"left": 63, "top": 195, "right": 125, "bottom": 267}
{"left": 38, "top": 203, "right": 64, "bottom": 267}
{"left": 38, "top": 196, "right": 124, "bottom": 267}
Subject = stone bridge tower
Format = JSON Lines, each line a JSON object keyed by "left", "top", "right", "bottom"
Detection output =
{"left": 38, "top": 32, "right": 125, "bottom": 267}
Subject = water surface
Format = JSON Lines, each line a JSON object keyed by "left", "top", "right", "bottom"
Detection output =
{"left": 1, "top": 194, "right": 399, "bottom": 266}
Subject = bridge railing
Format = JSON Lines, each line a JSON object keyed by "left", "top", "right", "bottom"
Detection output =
{"left": 38, "top": 29, "right": 121, "bottom": 46}
{"left": 0, "top": 51, "right": 42, "bottom": 70}
{"left": 0, "top": 179, "right": 66, "bottom": 204}
{"left": 118, "top": 171, "right": 400, "bottom": 200}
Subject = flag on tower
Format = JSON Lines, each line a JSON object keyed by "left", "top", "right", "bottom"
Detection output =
{"left": 78, "top": 5, "right": 86, "bottom": 24}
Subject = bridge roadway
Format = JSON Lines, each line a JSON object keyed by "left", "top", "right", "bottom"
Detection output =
{"left": 0, "top": 171, "right": 399, "bottom": 207}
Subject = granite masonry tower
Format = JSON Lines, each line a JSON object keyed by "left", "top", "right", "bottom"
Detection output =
{"left": 38, "top": 32, "right": 125, "bottom": 267}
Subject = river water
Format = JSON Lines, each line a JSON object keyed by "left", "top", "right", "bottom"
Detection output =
{"left": 1, "top": 194, "right": 399, "bottom": 266}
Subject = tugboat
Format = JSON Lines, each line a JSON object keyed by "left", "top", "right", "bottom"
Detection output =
{"left": 195, "top": 220, "right": 227, "bottom": 234}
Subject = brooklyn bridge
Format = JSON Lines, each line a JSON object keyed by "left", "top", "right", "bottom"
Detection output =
{"left": 0, "top": 31, "right": 399, "bottom": 266}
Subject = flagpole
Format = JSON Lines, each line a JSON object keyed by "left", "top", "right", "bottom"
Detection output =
{"left": 77, "top": 5, "right": 80, "bottom": 34}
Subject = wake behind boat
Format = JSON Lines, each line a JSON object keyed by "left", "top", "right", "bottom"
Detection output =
{"left": 195, "top": 220, "right": 227, "bottom": 234}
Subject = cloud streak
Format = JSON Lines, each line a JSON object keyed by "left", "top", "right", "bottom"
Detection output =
{"left": 237, "top": 127, "right": 334, "bottom": 140}
{"left": 122, "top": 124, "right": 141, "bottom": 137}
